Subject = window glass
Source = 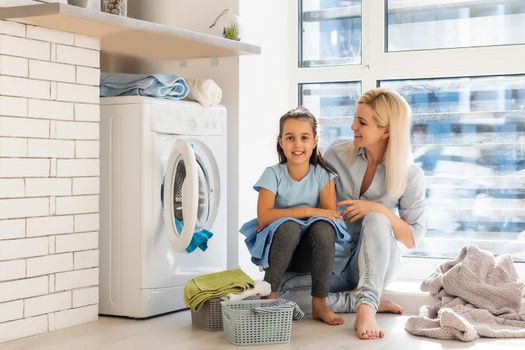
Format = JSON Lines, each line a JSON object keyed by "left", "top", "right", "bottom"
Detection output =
{"left": 299, "top": 81, "right": 361, "bottom": 149}
{"left": 300, "top": 0, "right": 362, "bottom": 67}
{"left": 381, "top": 76, "right": 525, "bottom": 262}
{"left": 387, "top": 0, "right": 525, "bottom": 51}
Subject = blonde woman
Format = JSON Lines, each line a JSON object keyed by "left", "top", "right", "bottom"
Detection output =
{"left": 278, "top": 87, "right": 426, "bottom": 339}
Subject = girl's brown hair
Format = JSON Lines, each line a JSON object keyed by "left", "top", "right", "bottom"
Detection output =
{"left": 276, "top": 106, "right": 336, "bottom": 174}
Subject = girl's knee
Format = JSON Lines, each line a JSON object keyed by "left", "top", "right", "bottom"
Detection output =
{"left": 274, "top": 221, "right": 302, "bottom": 243}
{"left": 308, "top": 221, "right": 335, "bottom": 245}
{"left": 280, "top": 220, "right": 302, "bottom": 232}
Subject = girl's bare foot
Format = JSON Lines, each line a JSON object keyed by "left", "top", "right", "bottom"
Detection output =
{"left": 354, "top": 303, "right": 384, "bottom": 339}
{"left": 378, "top": 298, "right": 403, "bottom": 314}
{"left": 263, "top": 291, "right": 277, "bottom": 299}
{"left": 312, "top": 297, "right": 345, "bottom": 326}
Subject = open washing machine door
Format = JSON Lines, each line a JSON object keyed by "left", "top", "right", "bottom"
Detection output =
{"left": 162, "top": 138, "right": 219, "bottom": 252}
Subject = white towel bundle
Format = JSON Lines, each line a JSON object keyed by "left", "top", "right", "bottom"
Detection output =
{"left": 185, "top": 79, "right": 222, "bottom": 107}
{"left": 224, "top": 280, "right": 271, "bottom": 301}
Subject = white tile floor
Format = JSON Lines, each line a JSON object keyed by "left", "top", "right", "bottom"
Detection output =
{"left": 2, "top": 309, "right": 524, "bottom": 350}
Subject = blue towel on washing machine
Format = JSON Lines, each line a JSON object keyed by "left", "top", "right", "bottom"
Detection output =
{"left": 174, "top": 219, "right": 214, "bottom": 253}
{"left": 100, "top": 73, "right": 189, "bottom": 100}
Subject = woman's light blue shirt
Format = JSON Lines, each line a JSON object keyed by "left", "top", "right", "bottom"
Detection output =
{"left": 324, "top": 140, "right": 426, "bottom": 272}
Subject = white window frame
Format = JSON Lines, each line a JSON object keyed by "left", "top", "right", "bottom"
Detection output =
{"left": 291, "top": 0, "right": 525, "bottom": 280}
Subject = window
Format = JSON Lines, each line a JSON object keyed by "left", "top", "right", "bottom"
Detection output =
{"left": 295, "top": 0, "right": 525, "bottom": 263}
{"left": 299, "top": 82, "right": 361, "bottom": 148}
{"left": 387, "top": 0, "right": 525, "bottom": 51}
{"left": 381, "top": 76, "right": 525, "bottom": 262}
{"left": 300, "top": 0, "right": 362, "bottom": 67}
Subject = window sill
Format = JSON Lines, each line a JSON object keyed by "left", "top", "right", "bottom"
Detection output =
{"left": 383, "top": 281, "right": 434, "bottom": 315}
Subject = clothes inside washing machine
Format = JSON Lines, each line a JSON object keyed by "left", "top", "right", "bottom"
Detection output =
{"left": 172, "top": 159, "right": 210, "bottom": 230}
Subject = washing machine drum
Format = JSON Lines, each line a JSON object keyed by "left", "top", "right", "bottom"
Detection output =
{"left": 173, "top": 159, "right": 209, "bottom": 231}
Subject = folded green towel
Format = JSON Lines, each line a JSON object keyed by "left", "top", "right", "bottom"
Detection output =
{"left": 184, "top": 269, "right": 255, "bottom": 311}
{"left": 193, "top": 269, "right": 254, "bottom": 291}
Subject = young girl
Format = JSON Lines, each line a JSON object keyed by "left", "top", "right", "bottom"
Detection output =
{"left": 240, "top": 106, "right": 348, "bottom": 326}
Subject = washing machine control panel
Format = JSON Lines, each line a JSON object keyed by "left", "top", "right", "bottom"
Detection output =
{"left": 149, "top": 103, "right": 226, "bottom": 136}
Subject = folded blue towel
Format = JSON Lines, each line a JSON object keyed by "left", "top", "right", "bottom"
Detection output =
{"left": 100, "top": 73, "right": 189, "bottom": 100}
{"left": 174, "top": 218, "right": 214, "bottom": 253}
{"left": 239, "top": 217, "right": 351, "bottom": 272}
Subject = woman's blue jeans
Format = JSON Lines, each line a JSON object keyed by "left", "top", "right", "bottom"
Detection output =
{"left": 278, "top": 213, "right": 401, "bottom": 313}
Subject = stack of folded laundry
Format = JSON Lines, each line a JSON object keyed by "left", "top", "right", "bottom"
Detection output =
{"left": 100, "top": 73, "right": 223, "bottom": 107}
{"left": 184, "top": 269, "right": 257, "bottom": 311}
{"left": 100, "top": 73, "right": 190, "bottom": 100}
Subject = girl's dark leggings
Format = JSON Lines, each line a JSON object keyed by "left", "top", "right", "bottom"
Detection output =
{"left": 264, "top": 220, "right": 335, "bottom": 297}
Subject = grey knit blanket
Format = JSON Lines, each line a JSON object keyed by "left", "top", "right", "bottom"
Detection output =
{"left": 405, "top": 245, "right": 525, "bottom": 341}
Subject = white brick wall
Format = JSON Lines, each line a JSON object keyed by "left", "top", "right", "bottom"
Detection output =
{"left": 72, "top": 177, "right": 99, "bottom": 195}
{"left": 0, "top": 55, "right": 28, "bottom": 77}
{"left": 24, "top": 291, "right": 71, "bottom": 317}
{"left": 28, "top": 99, "right": 74, "bottom": 120}
{"left": 0, "top": 138, "right": 27, "bottom": 157}
{"left": 0, "top": 20, "right": 100, "bottom": 342}
{"left": 0, "top": 260, "right": 25, "bottom": 281}
{"left": 74, "top": 103, "right": 99, "bottom": 122}
{"left": 26, "top": 215, "right": 73, "bottom": 237}
{"left": 0, "top": 116, "right": 49, "bottom": 138}
{"left": 74, "top": 250, "right": 98, "bottom": 269}
{"left": 0, "top": 315, "right": 47, "bottom": 343}
{"left": 0, "top": 96, "right": 26, "bottom": 117}
{"left": 72, "top": 287, "right": 98, "bottom": 308}
{"left": 0, "top": 219, "right": 25, "bottom": 239}
{"left": 0, "top": 178, "right": 24, "bottom": 197}
{"left": 0, "top": 300, "right": 23, "bottom": 323}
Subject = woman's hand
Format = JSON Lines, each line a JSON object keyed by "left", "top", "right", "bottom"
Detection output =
{"left": 337, "top": 199, "right": 382, "bottom": 223}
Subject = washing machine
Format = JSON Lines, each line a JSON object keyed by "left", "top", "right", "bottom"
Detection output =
{"left": 99, "top": 96, "right": 227, "bottom": 318}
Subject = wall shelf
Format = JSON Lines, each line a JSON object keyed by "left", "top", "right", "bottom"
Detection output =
{"left": 0, "top": 3, "right": 261, "bottom": 60}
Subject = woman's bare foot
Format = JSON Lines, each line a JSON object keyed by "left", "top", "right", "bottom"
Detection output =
{"left": 378, "top": 298, "right": 403, "bottom": 314}
{"left": 354, "top": 303, "right": 384, "bottom": 339}
{"left": 311, "top": 297, "right": 345, "bottom": 326}
{"left": 263, "top": 291, "right": 277, "bottom": 299}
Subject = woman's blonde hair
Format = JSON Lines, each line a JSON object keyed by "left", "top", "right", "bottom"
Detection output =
{"left": 351, "top": 87, "right": 413, "bottom": 197}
